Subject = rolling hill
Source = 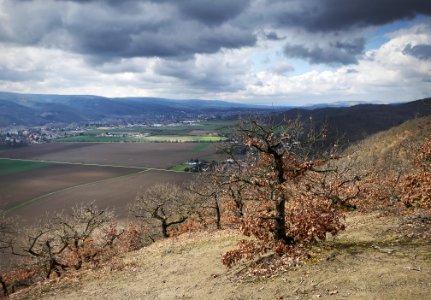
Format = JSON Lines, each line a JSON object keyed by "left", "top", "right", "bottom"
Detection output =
{"left": 273, "top": 98, "right": 431, "bottom": 145}
{"left": 1, "top": 92, "right": 430, "bottom": 147}
{"left": 0, "top": 92, "right": 270, "bottom": 126}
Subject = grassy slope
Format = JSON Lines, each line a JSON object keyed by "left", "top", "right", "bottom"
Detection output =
{"left": 352, "top": 115, "right": 431, "bottom": 155}
{"left": 11, "top": 213, "right": 431, "bottom": 299}
{"left": 0, "top": 158, "right": 51, "bottom": 176}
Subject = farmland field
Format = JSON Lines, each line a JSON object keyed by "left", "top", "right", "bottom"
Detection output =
{"left": 0, "top": 162, "right": 138, "bottom": 212}
{"left": 55, "top": 135, "right": 226, "bottom": 143}
{"left": 0, "top": 158, "right": 51, "bottom": 176}
{"left": 9, "top": 170, "right": 192, "bottom": 225}
{"left": 0, "top": 142, "right": 220, "bottom": 169}
{"left": 0, "top": 142, "right": 220, "bottom": 225}
{"left": 85, "top": 120, "right": 236, "bottom": 136}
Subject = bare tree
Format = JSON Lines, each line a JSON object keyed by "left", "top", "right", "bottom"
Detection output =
{"left": 0, "top": 210, "right": 16, "bottom": 296}
{"left": 188, "top": 175, "right": 223, "bottom": 230}
{"left": 0, "top": 210, "right": 15, "bottom": 254}
{"left": 131, "top": 183, "right": 199, "bottom": 239}
{"left": 24, "top": 204, "right": 116, "bottom": 278}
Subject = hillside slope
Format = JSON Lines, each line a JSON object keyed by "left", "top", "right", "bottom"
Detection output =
{"left": 11, "top": 213, "right": 431, "bottom": 300}
{"left": 275, "top": 98, "right": 431, "bottom": 146}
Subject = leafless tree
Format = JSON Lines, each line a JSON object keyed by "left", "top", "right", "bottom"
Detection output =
{"left": 188, "top": 175, "right": 223, "bottom": 229}
{"left": 131, "top": 183, "right": 199, "bottom": 239}
{"left": 0, "top": 210, "right": 16, "bottom": 296}
{"left": 24, "top": 203, "right": 115, "bottom": 278}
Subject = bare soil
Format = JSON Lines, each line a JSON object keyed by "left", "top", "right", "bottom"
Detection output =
{"left": 0, "top": 164, "right": 136, "bottom": 211}
{"left": 10, "top": 212, "right": 431, "bottom": 299}
{"left": 10, "top": 170, "right": 192, "bottom": 225}
{"left": 0, "top": 142, "right": 219, "bottom": 169}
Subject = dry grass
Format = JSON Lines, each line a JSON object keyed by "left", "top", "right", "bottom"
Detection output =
{"left": 9, "top": 212, "right": 431, "bottom": 300}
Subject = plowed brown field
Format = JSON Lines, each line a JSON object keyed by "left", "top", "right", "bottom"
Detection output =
{"left": 0, "top": 164, "right": 137, "bottom": 211}
{"left": 0, "top": 142, "right": 219, "bottom": 168}
{"left": 0, "top": 142, "right": 212, "bottom": 225}
{"left": 11, "top": 170, "right": 192, "bottom": 225}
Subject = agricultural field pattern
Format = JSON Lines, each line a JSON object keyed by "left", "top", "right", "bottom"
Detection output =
{"left": 0, "top": 131, "right": 223, "bottom": 225}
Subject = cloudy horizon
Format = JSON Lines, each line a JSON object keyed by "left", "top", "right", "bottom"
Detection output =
{"left": 1, "top": 0, "right": 431, "bottom": 105}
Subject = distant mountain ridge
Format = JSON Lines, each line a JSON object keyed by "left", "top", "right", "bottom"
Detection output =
{"left": 0, "top": 92, "right": 430, "bottom": 133}
{"left": 0, "top": 92, "right": 271, "bottom": 126}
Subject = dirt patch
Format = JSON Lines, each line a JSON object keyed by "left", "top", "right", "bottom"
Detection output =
{"left": 0, "top": 142, "right": 220, "bottom": 169}
{"left": 10, "top": 212, "right": 431, "bottom": 299}
{"left": 0, "top": 164, "right": 136, "bottom": 211}
{"left": 10, "top": 170, "right": 193, "bottom": 225}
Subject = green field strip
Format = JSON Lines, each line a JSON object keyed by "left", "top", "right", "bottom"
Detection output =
{"left": 5, "top": 169, "right": 151, "bottom": 213}
{"left": 168, "top": 163, "right": 190, "bottom": 171}
{"left": 0, "top": 158, "right": 51, "bottom": 176}
{"left": 192, "top": 142, "right": 211, "bottom": 152}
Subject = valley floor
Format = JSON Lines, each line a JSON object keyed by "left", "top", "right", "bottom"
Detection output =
{"left": 11, "top": 212, "right": 431, "bottom": 300}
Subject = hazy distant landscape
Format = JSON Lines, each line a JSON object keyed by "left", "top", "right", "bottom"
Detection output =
{"left": 1, "top": 94, "right": 430, "bottom": 224}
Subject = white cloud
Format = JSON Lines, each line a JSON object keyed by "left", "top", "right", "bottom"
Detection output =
{"left": 242, "top": 24, "right": 431, "bottom": 104}
{"left": 0, "top": 22, "right": 430, "bottom": 105}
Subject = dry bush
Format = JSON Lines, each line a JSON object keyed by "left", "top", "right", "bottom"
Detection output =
{"left": 1, "top": 210, "right": 18, "bottom": 296}
{"left": 346, "top": 117, "right": 431, "bottom": 212}
{"left": 401, "top": 137, "right": 431, "bottom": 211}
{"left": 1, "top": 204, "right": 141, "bottom": 296}
{"left": 219, "top": 119, "right": 358, "bottom": 272}
{"left": 22, "top": 204, "right": 116, "bottom": 278}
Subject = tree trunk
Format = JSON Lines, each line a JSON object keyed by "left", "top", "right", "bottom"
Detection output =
{"left": 215, "top": 194, "right": 221, "bottom": 229}
{"left": 274, "top": 198, "right": 286, "bottom": 240}
{"left": 274, "top": 198, "right": 294, "bottom": 244}
{"left": 161, "top": 221, "right": 168, "bottom": 238}
{"left": 0, "top": 274, "right": 8, "bottom": 296}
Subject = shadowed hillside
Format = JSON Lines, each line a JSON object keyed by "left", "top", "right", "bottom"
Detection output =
{"left": 272, "top": 98, "right": 431, "bottom": 146}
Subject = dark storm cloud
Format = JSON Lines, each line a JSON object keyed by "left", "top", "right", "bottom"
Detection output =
{"left": 8, "top": 0, "right": 256, "bottom": 61}
{"left": 70, "top": 23, "right": 256, "bottom": 60}
{"left": 174, "top": 0, "right": 250, "bottom": 26}
{"left": 53, "top": 0, "right": 250, "bottom": 23}
{"left": 4, "top": 0, "right": 431, "bottom": 66}
{"left": 264, "top": 31, "right": 285, "bottom": 41}
{"left": 271, "top": 0, "right": 431, "bottom": 32}
{"left": 283, "top": 38, "right": 365, "bottom": 65}
{"left": 403, "top": 43, "right": 431, "bottom": 60}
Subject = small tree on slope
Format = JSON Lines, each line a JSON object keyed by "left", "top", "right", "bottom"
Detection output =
{"left": 220, "top": 119, "right": 361, "bottom": 270}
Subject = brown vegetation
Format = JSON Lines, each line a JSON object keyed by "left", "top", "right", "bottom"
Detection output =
{"left": 1, "top": 204, "right": 141, "bottom": 297}
{"left": 213, "top": 119, "right": 361, "bottom": 272}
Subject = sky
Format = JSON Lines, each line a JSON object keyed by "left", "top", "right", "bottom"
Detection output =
{"left": 0, "top": 0, "right": 431, "bottom": 106}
